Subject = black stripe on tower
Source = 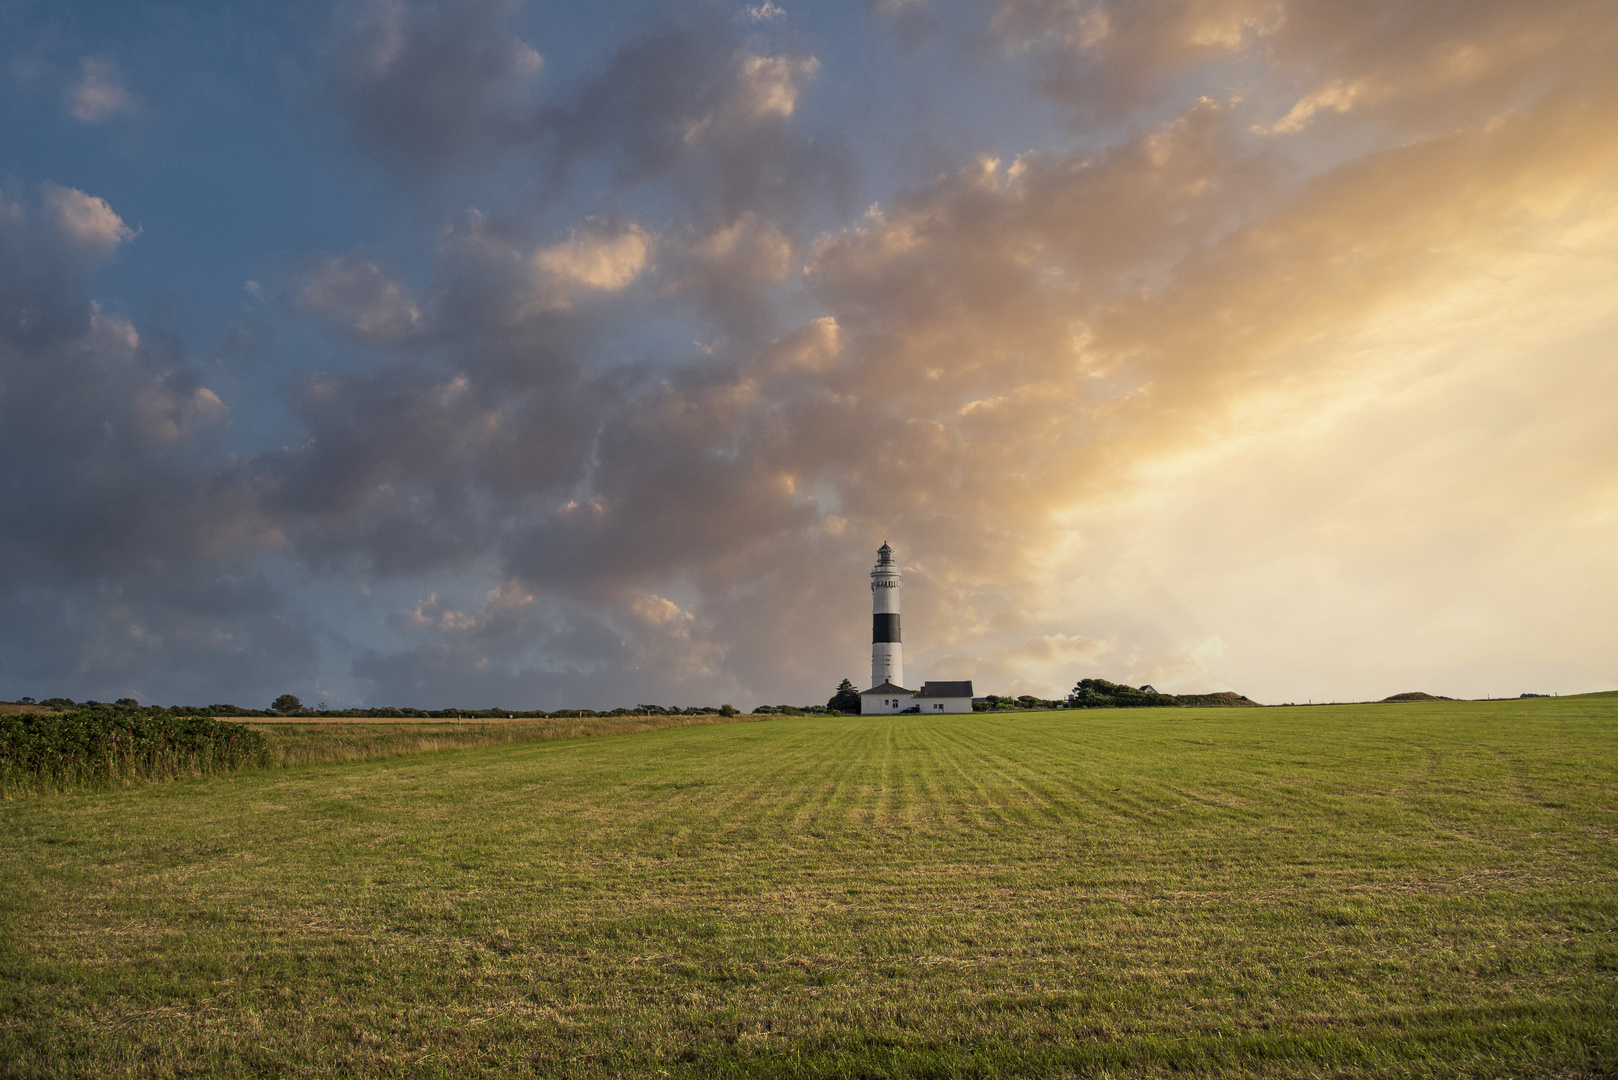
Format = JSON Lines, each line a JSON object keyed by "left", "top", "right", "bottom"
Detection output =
{"left": 872, "top": 613, "right": 901, "bottom": 644}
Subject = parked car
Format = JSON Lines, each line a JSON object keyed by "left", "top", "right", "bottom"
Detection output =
{"left": 901, "top": 705, "right": 920, "bottom": 714}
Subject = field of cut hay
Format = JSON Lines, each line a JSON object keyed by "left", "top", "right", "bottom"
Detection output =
{"left": 2, "top": 695, "right": 1615, "bottom": 1078}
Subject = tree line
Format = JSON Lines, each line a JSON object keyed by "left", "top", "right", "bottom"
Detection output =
{"left": 10, "top": 695, "right": 743, "bottom": 721}
{"left": 10, "top": 674, "right": 1252, "bottom": 728}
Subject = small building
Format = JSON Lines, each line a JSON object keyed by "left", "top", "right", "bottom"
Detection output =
{"left": 917, "top": 680, "right": 974, "bottom": 714}
{"left": 861, "top": 680, "right": 916, "bottom": 715}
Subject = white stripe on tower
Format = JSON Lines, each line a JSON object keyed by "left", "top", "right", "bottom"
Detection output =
{"left": 871, "top": 541, "right": 903, "bottom": 688}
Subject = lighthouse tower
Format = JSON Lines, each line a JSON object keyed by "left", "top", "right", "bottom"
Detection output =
{"left": 870, "top": 541, "right": 903, "bottom": 688}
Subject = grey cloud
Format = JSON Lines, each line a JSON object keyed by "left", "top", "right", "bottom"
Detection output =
{"left": 349, "top": 600, "right": 733, "bottom": 709}
{"left": 661, "top": 212, "right": 796, "bottom": 340}
{"left": 0, "top": 572, "right": 318, "bottom": 708}
{"left": 322, "top": 6, "right": 854, "bottom": 222}
{"left": 0, "top": 186, "right": 311, "bottom": 703}
{"left": 66, "top": 55, "right": 136, "bottom": 122}
{"left": 987, "top": 0, "right": 1278, "bottom": 118}
{"left": 501, "top": 377, "right": 825, "bottom": 596}
{"left": 10, "top": 4, "right": 1610, "bottom": 708}
{"left": 869, "top": 0, "right": 941, "bottom": 52}
{"left": 325, "top": 0, "right": 544, "bottom": 169}
{"left": 260, "top": 213, "right": 618, "bottom": 575}
{"left": 532, "top": 19, "right": 852, "bottom": 222}
{"left": 296, "top": 256, "right": 425, "bottom": 345}
{"left": 0, "top": 186, "right": 258, "bottom": 584}
{"left": 266, "top": 369, "right": 496, "bottom": 575}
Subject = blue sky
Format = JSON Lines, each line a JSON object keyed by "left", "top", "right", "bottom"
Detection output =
{"left": 3, "top": 0, "right": 1615, "bottom": 709}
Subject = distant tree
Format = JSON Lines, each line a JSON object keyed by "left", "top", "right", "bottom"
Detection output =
{"left": 719, "top": 704, "right": 738, "bottom": 717}
{"left": 270, "top": 694, "right": 303, "bottom": 715}
{"left": 116, "top": 697, "right": 139, "bottom": 708}
{"left": 827, "top": 678, "right": 861, "bottom": 714}
{"left": 1067, "top": 678, "right": 1181, "bottom": 709}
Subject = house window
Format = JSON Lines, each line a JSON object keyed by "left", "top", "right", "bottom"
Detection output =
{"left": 934, "top": 703, "right": 943, "bottom": 709}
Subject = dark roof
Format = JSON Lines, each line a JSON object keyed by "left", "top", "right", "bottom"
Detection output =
{"left": 919, "top": 680, "right": 974, "bottom": 697}
{"left": 861, "top": 680, "right": 914, "bottom": 695}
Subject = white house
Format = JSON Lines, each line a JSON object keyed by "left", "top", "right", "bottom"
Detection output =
{"left": 916, "top": 681, "right": 974, "bottom": 714}
{"left": 860, "top": 680, "right": 915, "bottom": 715}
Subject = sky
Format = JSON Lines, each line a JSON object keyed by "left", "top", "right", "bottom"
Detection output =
{"left": 2, "top": 0, "right": 1615, "bottom": 711}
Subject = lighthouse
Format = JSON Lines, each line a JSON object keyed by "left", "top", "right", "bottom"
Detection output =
{"left": 859, "top": 541, "right": 977, "bottom": 715}
{"left": 870, "top": 541, "right": 903, "bottom": 688}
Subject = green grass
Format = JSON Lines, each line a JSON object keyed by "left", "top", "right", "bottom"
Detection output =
{"left": 243, "top": 713, "right": 759, "bottom": 771}
{"left": 0, "top": 712, "right": 759, "bottom": 798}
{"left": 2, "top": 697, "right": 1615, "bottom": 1078}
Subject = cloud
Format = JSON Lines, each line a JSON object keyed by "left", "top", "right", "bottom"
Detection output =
{"left": 630, "top": 594, "right": 690, "bottom": 626}
{"left": 985, "top": 0, "right": 1614, "bottom": 136}
{"left": 755, "top": 316, "right": 840, "bottom": 373}
{"left": 530, "top": 222, "right": 652, "bottom": 311}
{"left": 297, "top": 256, "right": 424, "bottom": 343}
{"left": 132, "top": 385, "right": 229, "bottom": 444}
{"left": 868, "top": 0, "right": 937, "bottom": 49}
{"left": 532, "top": 20, "right": 850, "bottom": 222}
{"left": 65, "top": 56, "right": 135, "bottom": 122}
{"left": 324, "top": 0, "right": 544, "bottom": 169}
{"left": 988, "top": 0, "right": 1279, "bottom": 118}
{"left": 4, "top": 3, "right": 1615, "bottom": 709}
{"left": 665, "top": 212, "right": 796, "bottom": 336}
{"left": 0, "top": 183, "right": 301, "bottom": 705}
{"left": 733, "top": 54, "right": 818, "bottom": 121}
{"left": 687, "top": 214, "right": 793, "bottom": 284}
{"left": 1254, "top": 0, "right": 1615, "bottom": 132}
{"left": 469, "top": 46, "right": 1616, "bottom": 703}
{"left": 41, "top": 183, "right": 137, "bottom": 256}
{"left": 321, "top": 8, "right": 854, "bottom": 233}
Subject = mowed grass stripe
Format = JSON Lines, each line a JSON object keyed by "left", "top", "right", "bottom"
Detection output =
{"left": 924, "top": 720, "right": 1055, "bottom": 827}
{"left": 2, "top": 698, "right": 1615, "bottom": 1078}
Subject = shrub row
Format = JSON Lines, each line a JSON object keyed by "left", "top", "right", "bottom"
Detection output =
{"left": 0, "top": 711, "right": 268, "bottom": 797}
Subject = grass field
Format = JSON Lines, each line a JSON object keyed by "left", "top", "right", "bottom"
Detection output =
{"left": 2, "top": 696, "right": 1615, "bottom": 1078}
{"left": 243, "top": 713, "right": 759, "bottom": 771}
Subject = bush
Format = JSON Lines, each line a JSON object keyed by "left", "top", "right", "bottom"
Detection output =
{"left": 0, "top": 711, "right": 268, "bottom": 796}
{"left": 1066, "top": 678, "right": 1182, "bottom": 709}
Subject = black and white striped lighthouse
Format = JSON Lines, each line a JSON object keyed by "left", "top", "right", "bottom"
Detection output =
{"left": 871, "top": 541, "right": 903, "bottom": 687}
